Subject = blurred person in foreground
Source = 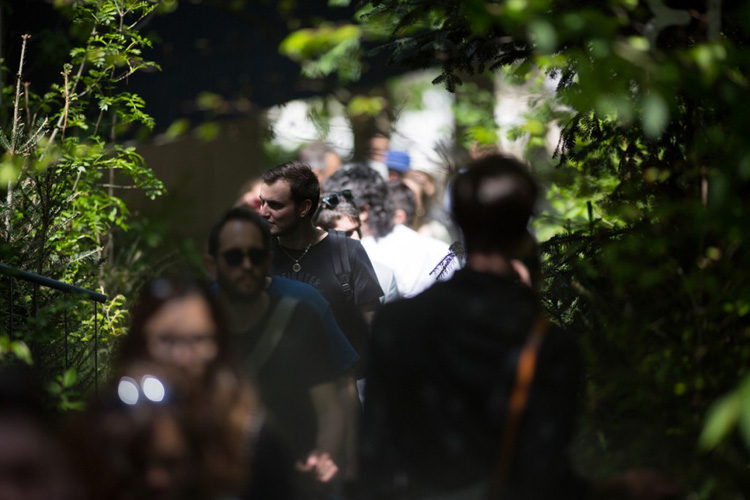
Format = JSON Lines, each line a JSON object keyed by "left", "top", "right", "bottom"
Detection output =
{"left": 0, "top": 365, "right": 68, "bottom": 500}
{"left": 358, "top": 155, "right": 681, "bottom": 500}
{"left": 65, "top": 278, "right": 277, "bottom": 500}
{"left": 65, "top": 363, "right": 205, "bottom": 500}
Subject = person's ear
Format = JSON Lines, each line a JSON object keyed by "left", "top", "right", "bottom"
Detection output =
{"left": 298, "top": 199, "right": 313, "bottom": 218}
{"left": 205, "top": 254, "right": 218, "bottom": 280}
{"left": 359, "top": 204, "right": 370, "bottom": 223}
{"left": 393, "top": 209, "right": 407, "bottom": 226}
{"left": 510, "top": 259, "right": 532, "bottom": 289}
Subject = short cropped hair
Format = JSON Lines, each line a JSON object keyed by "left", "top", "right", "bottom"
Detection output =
{"left": 324, "top": 163, "right": 394, "bottom": 239}
{"left": 261, "top": 161, "right": 321, "bottom": 214}
{"left": 388, "top": 180, "right": 417, "bottom": 226}
{"left": 207, "top": 206, "right": 271, "bottom": 257}
{"left": 451, "top": 154, "right": 538, "bottom": 253}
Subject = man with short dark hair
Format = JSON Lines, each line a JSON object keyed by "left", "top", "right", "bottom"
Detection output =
{"left": 358, "top": 155, "right": 586, "bottom": 500}
{"left": 260, "top": 161, "right": 383, "bottom": 362}
{"left": 359, "top": 156, "right": 681, "bottom": 500}
{"left": 261, "top": 161, "right": 384, "bottom": 485}
{"left": 205, "top": 207, "right": 344, "bottom": 487}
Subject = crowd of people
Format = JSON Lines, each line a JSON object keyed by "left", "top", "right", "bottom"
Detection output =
{"left": 0, "top": 138, "right": 683, "bottom": 500}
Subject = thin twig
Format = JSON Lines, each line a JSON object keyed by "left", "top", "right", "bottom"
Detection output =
{"left": 24, "top": 82, "right": 31, "bottom": 126}
{"left": 44, "top": 26, "right": 97, "bottom": 156}
{"left": 100, "top": 184, "right": 139, "bottom": 189}
{"left": 61, "top": 66, "right": 71, "bottom": 142}
{"left": 11, "top": 34, "right": 31, "bottom": 155}
{"left": 20, "top": 118, "right": 49, "bottom": 152}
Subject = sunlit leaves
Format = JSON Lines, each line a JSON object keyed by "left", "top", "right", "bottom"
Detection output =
{"left": 165, "top": 118, "right": 191, "bottom": 140}
{"left": 641, "top": 93, "right": 669, "bottom": 139}
{"left": 347, "top": 95, "right": 387, "bottom": 117}
{"left": 0, "top": 336, "right": 33, "bottom": 365}
{"left": 0, "top": 0, "right": 165, "bottom": 410}
{"left": 527, "top": 19, "right": 557, "bottom": 53}
{"left": 280, "top": 24, "right": 362, "bottom": 84}
{"left": 699, "top": 376, "right": 750, "bottom": 450}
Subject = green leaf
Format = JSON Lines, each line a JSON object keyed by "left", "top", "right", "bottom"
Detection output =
{"left": 62, "top": 368, "right": 77, "bottom": 388}
{"left": 0, "top": 153, "right": 24, "bottom": 185}
{"left": 10, "top": 341, "right": 33, "bottom": 365}
{"left": 195, "top": 122, "right": 220, "bottom": 142}
{"left": 642, "top": 93, "right": 669, "bottom": 139}
{"left": 165, "top": 118, "right": 190, "bottom": 139}
{"left": 699, "top": 392, "right": 740, "bottom": 450}
{"left": 737, "top": 377, "right": 750, "bottom": 447}
{"left": 47, "top": 381, "right": 62, "bottom": 396}
{"left": 528, "top": 20, "right": 557, "bottom": 53}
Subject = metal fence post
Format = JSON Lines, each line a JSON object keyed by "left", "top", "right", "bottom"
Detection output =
{"left": 94, "top": 301, "right": 99, "bottom": 394}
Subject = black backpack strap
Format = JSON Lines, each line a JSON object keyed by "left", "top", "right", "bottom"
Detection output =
{"left": 329, "top": 230, "right": 354, "bottom": 302}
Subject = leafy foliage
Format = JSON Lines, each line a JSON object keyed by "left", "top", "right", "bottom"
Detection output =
{"left": 280, "top": 0, "right": 750, "bottom": 493}
{"left": 0, "top": 0, "right": 165, "bottom": 410}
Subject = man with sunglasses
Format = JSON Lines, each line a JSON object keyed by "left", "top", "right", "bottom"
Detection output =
{"left": 205, "top": 207, "right": 347, "bottom": 494}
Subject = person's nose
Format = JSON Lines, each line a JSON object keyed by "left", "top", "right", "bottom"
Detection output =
{"left": 171, "top": 343, "right": 195, "bottom": 369}
{"left": 240, "top": 254, "right": 254, "bottom": 269}
{"left": 259, "top": 203, "right": 271, "bottom": 219}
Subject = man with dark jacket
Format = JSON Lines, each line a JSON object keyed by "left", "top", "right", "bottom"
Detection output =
{"left": 358, "top": 155, "right": 680, "bottom": 500}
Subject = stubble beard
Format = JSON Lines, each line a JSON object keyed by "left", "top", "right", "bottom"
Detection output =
{"left": 216, "top": 271, "right": 263, "bottom": 305}
{"left": 274, "top": 215, "right": 304, "bottom": 239}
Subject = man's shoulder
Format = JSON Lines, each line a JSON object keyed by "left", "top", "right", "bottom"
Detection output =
{"left": 268, "top": 276, "right": 328, "bottom": 313}
{"left": 375, "top": 279, "right": 451, "bottom": 323}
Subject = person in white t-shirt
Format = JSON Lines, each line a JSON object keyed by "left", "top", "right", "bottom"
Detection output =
{"left": 324, "top": 164, "right": 455, "bottom": 298}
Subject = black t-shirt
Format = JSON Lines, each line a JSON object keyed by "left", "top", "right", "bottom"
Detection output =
{"left": 234, "top": 296, "right": 338, "bottom": 459}
{"left": 271, "top": 230, "right": 383, "bottom": 361}
{"left": 359, "top": 269, "right": 588, "bottom": 500}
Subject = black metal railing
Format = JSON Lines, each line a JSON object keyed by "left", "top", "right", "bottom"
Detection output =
{"left": 1, "top": 263, "right": 108, "bottom": 390}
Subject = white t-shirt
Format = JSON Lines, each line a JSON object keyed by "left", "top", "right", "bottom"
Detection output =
{"left": 362, "top": 224, "right": 455, "bottom": 298}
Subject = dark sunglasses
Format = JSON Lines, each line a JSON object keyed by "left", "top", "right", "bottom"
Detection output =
{"left": 320, "top": 189, "right": 354, "bottom": 209}
{"left": 222, "top": 247, "right": 267, "bottom": 267}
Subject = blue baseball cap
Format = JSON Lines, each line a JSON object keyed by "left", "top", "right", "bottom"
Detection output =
{"left": 385, "top": 150, "right": 410, "bottom": 172}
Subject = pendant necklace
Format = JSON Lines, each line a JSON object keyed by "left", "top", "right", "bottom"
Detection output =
{"left": 278, "top": 239, "right": 313, "bottom": 272}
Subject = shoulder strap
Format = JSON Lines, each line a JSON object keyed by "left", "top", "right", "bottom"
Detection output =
{"left": 329, "top": 230, "right": 354, "bottom": 301}
{"left": 492, "top": 314, "right": 550, "bottom": 497}
{"left": 246, "top": 296, "right": 299, "bottom": 375}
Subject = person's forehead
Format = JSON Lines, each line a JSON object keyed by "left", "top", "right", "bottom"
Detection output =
{"left": 218, "top": 219, "right": 265, "bottom": 249}
{"left": 260, "top": 179, "right": 293, "bottom": 202}
{"left": 145, "top": 296, "right": 215, "bottom": 334}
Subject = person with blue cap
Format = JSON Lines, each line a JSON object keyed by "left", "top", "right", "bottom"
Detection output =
{"left": 385, "top": 150, "right": 410, "bottom": 181}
